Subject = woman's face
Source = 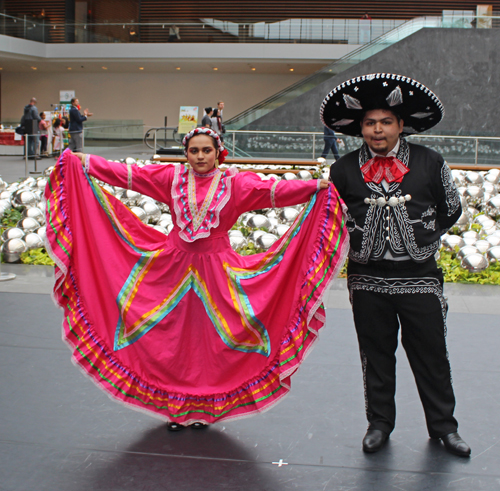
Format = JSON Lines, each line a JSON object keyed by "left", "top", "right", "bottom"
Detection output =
{"left": 186, "top": 134, "right": 219, "bottom": 174}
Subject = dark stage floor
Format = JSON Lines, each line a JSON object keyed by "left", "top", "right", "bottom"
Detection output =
{"left": 1, "top": 265, "right": 500, "bottom": 491}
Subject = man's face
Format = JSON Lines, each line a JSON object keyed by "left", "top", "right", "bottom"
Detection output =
{"left": 73, "top": 99, "right": 79, "bottom": 106}
{"left": 361, "top": 109, "right": 404, "bottom": 155}
{"left": 218, "top": 102, "right": 224, "bottom": 110}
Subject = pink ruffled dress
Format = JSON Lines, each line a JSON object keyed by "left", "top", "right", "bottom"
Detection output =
{"left": 45, "top": 150, "right": 348, "bottom": 425}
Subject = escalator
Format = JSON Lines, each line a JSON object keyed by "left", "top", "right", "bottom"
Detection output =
{"left": 225, "top": 16, "right": 441, "bottom": 130}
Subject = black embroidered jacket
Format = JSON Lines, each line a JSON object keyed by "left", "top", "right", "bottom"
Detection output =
{"left": 329, "top": 139, "right": 462, "bottom": 264}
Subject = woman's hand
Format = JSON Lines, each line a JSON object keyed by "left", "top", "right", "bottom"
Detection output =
{"left": 71, "top": 151, "right": 86, "bottom": 165}
{"left": 318, "top": 179, "right": 331, "bottom": 189}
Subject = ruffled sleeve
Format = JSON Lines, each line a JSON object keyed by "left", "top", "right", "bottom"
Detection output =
{"left": 233, "top": 172, "right": 321, "bottom": 214}
{"left": 84, "top": 152, "right": 175, "bottom": 204}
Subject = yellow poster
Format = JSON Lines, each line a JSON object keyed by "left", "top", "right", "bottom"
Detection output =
{"left": 476, "top": 5, "right": 492, "bottom": 28}
{"left": 178, "top": 106, "right": 199, "bottom": 134}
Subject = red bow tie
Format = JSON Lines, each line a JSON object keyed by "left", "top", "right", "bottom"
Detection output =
{"left": 360, "top": 156, "right": 409, "bottom": 184}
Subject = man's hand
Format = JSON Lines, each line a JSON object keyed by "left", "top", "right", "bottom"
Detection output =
{"left": 84, "top": 109, "right": 93, "bottom": 117}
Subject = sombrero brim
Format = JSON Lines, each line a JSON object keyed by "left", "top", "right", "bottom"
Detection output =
{"left": 319, "top": 73, "right": 444, "bottom": 137}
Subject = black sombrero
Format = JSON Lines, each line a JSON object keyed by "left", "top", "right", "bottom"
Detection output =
{"left": 319, "top": 73, "right": 444, "bottom": 137}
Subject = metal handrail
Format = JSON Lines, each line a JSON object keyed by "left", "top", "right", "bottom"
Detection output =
{"left": 143, "top": 127, "right": 181, "bottom": 150}
{"left": 80, "top": 124, "right": 145, "bottom": 131}
{"left": 227, "top": 130, "right": 500, "bottom": 140}
{"left": 225, "top": 129, "right": 500, "bottom": 165}
{"left": 0, "top": 13, "right": 412, "bottom": 45}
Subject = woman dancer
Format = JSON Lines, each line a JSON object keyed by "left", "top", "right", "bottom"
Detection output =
{"left": 45, "top": 127, "right": 348, "bottom": 429}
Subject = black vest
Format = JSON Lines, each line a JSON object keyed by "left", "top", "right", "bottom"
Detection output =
{"left": 330, "top": 140, "right": 461, "bottom": 264}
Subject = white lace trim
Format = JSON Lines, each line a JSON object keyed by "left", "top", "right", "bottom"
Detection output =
{"left": 127, "top": 163, "right": 133, "bottom": 190}
{"left": 270, "top": 179, "right": 279, "bottom": 209}
{"left": 172, "top": 164, "right": 238, "bottom": 243}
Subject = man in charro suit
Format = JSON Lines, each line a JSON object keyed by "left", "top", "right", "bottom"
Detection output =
{"left": 323, "top": 73, "right": 470, "bottom": 457}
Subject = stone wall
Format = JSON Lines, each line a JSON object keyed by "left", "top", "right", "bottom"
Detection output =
{"left": 245, "top": 28, "right": 500, "bottom": 136}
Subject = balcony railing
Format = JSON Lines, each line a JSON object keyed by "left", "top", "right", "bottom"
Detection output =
{"left": 0, "top": 13, "right": 406, "bottom": 44}
{"left": 1, "top": 10, "right": 497, "bottom": 45}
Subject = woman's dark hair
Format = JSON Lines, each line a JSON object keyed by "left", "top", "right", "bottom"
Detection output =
{"left": 212, "top": 108, "right": 219, "bottom": 117}
{"left": 61, "top": 117, "right": 69, "bottom": 129}
{"left": 186, "top": 132, "right": 219, "bottom": 153}
{"left": 40, "top": 112, "right": 45, "bottom": 119}
{"left": 53, "top": 118, "right": 61, "bottom": 128}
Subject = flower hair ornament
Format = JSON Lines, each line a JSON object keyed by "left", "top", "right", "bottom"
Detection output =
{"left": 182, "top": 127, "right": 229, "bottom": 165}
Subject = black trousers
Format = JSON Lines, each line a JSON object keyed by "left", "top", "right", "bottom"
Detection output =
{"left": 347, "top": 258, "right": 458, "bottom": 438}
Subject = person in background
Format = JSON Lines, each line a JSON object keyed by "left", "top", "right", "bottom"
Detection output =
{"left": 360, "top": 12, "right": 372, "bottom": 43}
{"left": 201, "top": 107, "right": 213, "bottom": 128}
{"left": 69, "top": 98, "right": 93, "bottom": 152}
{"left": 321, "top": 125, "right": 340, "bottom": 161}
{"left": 216, "top": 100, "right": 225, "bottom": 135}
{"left": 211, "top": 108, "right": 223, "bottom": 136}
{"left": 52, "top": 118, "right": 64, "bottom": 158}
{"left": 23, "top": 97, "right": 41, "bottom": 158}
{"left": 61, "top": 116, "right": 70, "bottom": 150}
{"left": 39, "top": 112, "right": 50, "bottom": 157}
{"left": 169, "top": 25, "right": 180, "bottom": 42}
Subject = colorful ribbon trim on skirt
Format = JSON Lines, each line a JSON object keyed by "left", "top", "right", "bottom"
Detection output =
{"left": 45, "top": 152, "right": 349, "bottom": 424}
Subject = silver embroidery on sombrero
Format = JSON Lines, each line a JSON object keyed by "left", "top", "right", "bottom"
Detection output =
{"left": 386, "top": 86, "right": 403, "bottom": 107}
{"left": 319, "top": 73, "right": 445, "bottom": 137}
{"left": 411, "top": 112, "right": 434, "bottom": 119}
{"left": 343, "top": 93, "right": 363, "bottom": 110}
{"left": 332, "top": 118, "right": 355, "bottom": 126}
